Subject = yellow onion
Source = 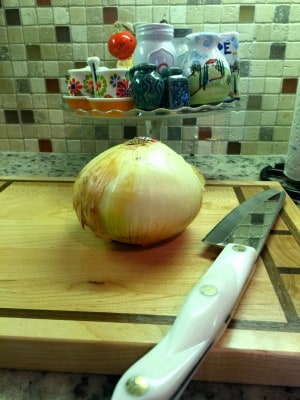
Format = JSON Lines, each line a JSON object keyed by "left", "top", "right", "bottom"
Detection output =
{"left": 73, "top": 137, "right": 205, "bottom": 245}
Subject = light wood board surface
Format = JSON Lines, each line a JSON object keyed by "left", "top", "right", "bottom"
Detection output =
{"left": 0, "top": 177, "right": 299, "bottom": 386}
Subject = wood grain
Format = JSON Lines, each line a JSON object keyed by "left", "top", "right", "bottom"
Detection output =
{"left": 0, "top": 178, "right": 299, "bottom": 386}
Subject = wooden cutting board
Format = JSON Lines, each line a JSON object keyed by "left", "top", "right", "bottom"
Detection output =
{"left": 0, "top": 177, "right": 299, "bottom": 386}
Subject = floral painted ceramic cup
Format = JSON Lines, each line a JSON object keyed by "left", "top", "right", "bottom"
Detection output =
{"left": 67, "top": 66, "right": 93, "bottom": 96}
{"left": 67, "top": 67, "right": 131, "bottom": 98}
{"left": 96, "top": 68, "right": 132, "bottom": 98}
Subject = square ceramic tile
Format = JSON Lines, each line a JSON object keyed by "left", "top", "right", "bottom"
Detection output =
{"left": 255, "top": 5, "right": 274, "bottom": 23}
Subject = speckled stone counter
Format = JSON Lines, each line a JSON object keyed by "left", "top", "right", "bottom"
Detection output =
{"left": 1, "top": 151, "right": 299, "bottom": 400}
{"left": 0, "top": 151, "right": 286, "bottom": 181}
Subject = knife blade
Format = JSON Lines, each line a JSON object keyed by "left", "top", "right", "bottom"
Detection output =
{"left": 111, "top": 188, "right": 286, "bottom": 400}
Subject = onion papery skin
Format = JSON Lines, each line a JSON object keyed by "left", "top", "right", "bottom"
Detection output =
{"left": 73, "top": 138, "right": 205, "bottom": 245}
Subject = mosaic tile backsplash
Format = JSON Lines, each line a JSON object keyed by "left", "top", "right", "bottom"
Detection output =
{"left": 0, "top": 0, "right": 299, "bottom": 155}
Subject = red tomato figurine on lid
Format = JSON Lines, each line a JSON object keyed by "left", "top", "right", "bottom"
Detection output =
{"left": 108, "top": 31, "right": 137, "bottom": 60}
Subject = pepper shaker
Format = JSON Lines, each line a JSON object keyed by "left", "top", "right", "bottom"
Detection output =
{"left": 161, "top": 67, "right": 190, "bottom": 109}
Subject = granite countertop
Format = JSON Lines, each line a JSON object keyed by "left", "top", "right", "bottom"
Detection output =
{"left": 0, "top": 151, "right": 287, "bottom": 180}
{"left": 0, "top": 151, "right": 299, "bottom": 400}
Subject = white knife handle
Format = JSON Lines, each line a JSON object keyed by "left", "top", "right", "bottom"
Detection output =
{"left": 112, "top": 243, "right": 258, "bottom": 400}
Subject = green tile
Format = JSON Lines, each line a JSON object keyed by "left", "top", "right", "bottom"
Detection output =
{"left": 239, "top": 6, "right": 255, "bottom": 23}
{"left": 269, "top": 43, "right": 286, "bottom": 59}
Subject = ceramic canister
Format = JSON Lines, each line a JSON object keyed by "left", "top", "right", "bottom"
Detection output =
{"left": 129, "top": 63, "right": 165, "bottom": 111}
{"left": 133, "top": 23, "right": 177, "bottom": 73}
{"left": 219, "top": 32, "right": 240, "bottom": 100}
{"left": 173, "top": 28, "right": 192, "bottom": 68}
{"left": 182, "top": 32, "right": 231, "bottom": 106}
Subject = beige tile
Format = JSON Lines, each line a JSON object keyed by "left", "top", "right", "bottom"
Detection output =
{"left": 0, "top": 138, "right": 9, "bottom": 151}
{"left": 186, "top": 6, "right": 204, "bottom": 24}
{"left": 229, "top": 110, "right": 245, "bottom": 126}
{"left": 243, "top": 127, "right": 259, "bottom": 141}
{"left": 0, "top": 124, "right": 8, "bottom": 139}
{"left": 260, "top": 111, "right": 277, "bottom": 126}
{"left": 249, "top": 60, "right": 267, "bottom": 77}
{"left": 286, "top": 42, "right": 300, "bottom": 59}
{"left": 257, "top": 141, "right": 273, "bottom": 155}
{"left": 290, "top": 5, "right": 300, "bottom": 22}
{"left": 0, "top": 78, "right": 14, "bottom": 93}
{"left": 41, "top": 44, "right": 57, "bottom": 60}
{"left": 17, "top": 94, "right": 33, "bottom": 109}
{"left": 255, "top": 5, "right": 275, "bottom": 23}
{"left": 53, "top": 7, "right": 69, "bottom": 24}
{"left": 9, "top": 138, "right": 24, "bottom": 151}
{"left": 87, "top": 44, "right": 104, "bottom": 60}
{"left": 238, "top": 24, "right": 255, "bottom": 42}
{"left": 272, "top": 141, "right": 288, "bottom": 154}
{"left": 36, "top": 125, "right": 51, "bottom": 139}
{"left": 52, "top": 139, "right": 67, "bottom": 152}
{"left": 24, "top": 139, "right": 39, "bottom": 152}
{"left": 9, "top": 44, "right": 26, "bottom": 60}
{"left": 248, "top": 78, "right": 266, "bottom": 93}
{"left": 86, "top": 7, "right": 102, "bottom": 25}
{"left": 245, "top": 111, "right": 261, "bottom": 126}
{"left": 266, "top": 60, "right": 284, "bottom": 77}
{"left": 43, "top": 61, "right": 59, "bottom": 76}
{"left": 255, "top": 24, "right": 271, "bottom": 41}
{"left": 35, "top": 110, "right": 50, "bottom": 124}
{"left": 32, "top": 95, "right": 48, "bottom": 109}
{"left": 69, "top": 7, "right": 86, "bottom": 25}
{"left": 276, "top": 111, "right": 293, "bottom": 126}
{"left": 204, "top": 5, "right": 221, "bottom": 23}
{"left": 22, "top": 125, "right": 37, "bottom": 139}
{"left": 182, "top": 140, "right": 197, "bottom": 155}
{"left": 262, "top": 95, "right": 279, "bottom": 110}
{"left": 51, "top": 0, "right": 68, "bottom": 6}
{"left": 7, "top": 27, "right": 24, "bottom": 43}
{"left": 283, "top": 60, "right": 300, "bottom": 76}
{"left": 50, "top": 124, "right": 65, "bottom": 139}
{"left": 67, "top": 139, "right": 81, "bottom": 152}
{"left": 20, "top": 0, "right": 35, "bottom": 5}
{"left": 37, "top": 8, "right": 54, "bottom": 25}
{"left": 6, "top": 125, "right": 22, "bottom": 138}
{"left": 2, "top": 94, "right": 17, "bottom": 108}
{"left": 182, "top": 126, "right": 197, "bottom": 141}
{"left": 211, "top": 141, "right": 227, "bottom": 155}
{"left": 228, "top": 127, "right": 243, "bottom": 141}
{"left": 72, "top": 44, "right": 88, "bottom": 60}
{"left": 56, "top": 44, "right": 73, "bottom": 60}
{"left": 71, "top": 26, "right": 88, "bottom": 43}
{"left": 271, "top": 23, "right": 289, "bottom": 41}
{"left": 95, "top": 140, "right": 109, "bottom": 153}
{"left": 273, "top": 126, "right": 291, "bottom": 141}
{"left": 241, "top": 142, "right": 258, "bottom": 155}
{"left": 0, "top": 28, "right": 8, "bottom": 44}
{"left": 278, "top": 94, "right": 296, "bottom": 110}
{"left": 20, "top": 8, "right": 38, "bottom": 25}
{"left": 264, "top": 78, "right": 282, "bottom": 94}
{"left": 251, "top": 42, "right": 271, "bottom": 60}
{"left": 81, "top": 140, "right": 96, "bottom": 153}
{"left": 118, "top": 6, "right": 135, "bottom": 22}
{"left": 221, "top": 5, "right": 239, "bottom": 23}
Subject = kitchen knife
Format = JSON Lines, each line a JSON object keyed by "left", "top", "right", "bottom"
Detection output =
{"left": 111, "top": 188, "right": 286, "bottom": 400}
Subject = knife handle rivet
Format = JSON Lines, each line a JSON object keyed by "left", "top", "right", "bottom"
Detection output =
{"left": 232, "top": 244, "right": 247, "bottom": 252}
{"left": 125, "top": 375, "right": 149, "bottom": 396}
{"left": 200, "top": 284, "right": 218, "bottom": 296}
